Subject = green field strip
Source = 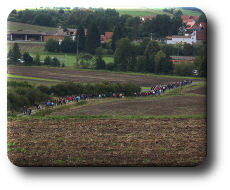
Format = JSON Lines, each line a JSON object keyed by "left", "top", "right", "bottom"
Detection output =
{"left": 7, "top": 74, "right": 60, "bottom": 82}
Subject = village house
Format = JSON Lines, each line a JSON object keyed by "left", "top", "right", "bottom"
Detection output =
{"left": 167, "top": 30, "right": 197, "bottom": 45}
{"left": 141, "top": 15, "right": 156, "bottom": 21}
{"left": 100, "top": 32, "right": 113, "bottom": 44}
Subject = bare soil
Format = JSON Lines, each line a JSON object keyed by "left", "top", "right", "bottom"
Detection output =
{"left": 7, "top": 66, "right": 203, "bottom": 87}
{"left": 7, "top": 117, "right": 206, "bottom": 167}
{"left": 50, "top": 95, "right": 206, "bottom": 117}
{"left": 187, "top": 86, "right": 207, "bottom": 95}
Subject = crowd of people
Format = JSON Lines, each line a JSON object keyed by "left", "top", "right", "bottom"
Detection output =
{"left": 18, "top": 79, "right": 192, "bottom": 115}
{"left": 132, "top": 79, "right": 193, "bottom": 97}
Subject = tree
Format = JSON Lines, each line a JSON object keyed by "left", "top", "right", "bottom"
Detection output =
{"left": 7, "top": 47, "right": 14, "bottom": 64}
{"left": 162, "top": 59, "right": 174, "bottom": 75}
{"left": 76, "top": 53, "right": 93, "bottom": 69}
{"left": 155, "top": 51, "right": 166, "bottom": 74}
{"left": 155, "top": 51, "right": 166, "bottom": 65}
{"left": 198, "top": 14, "right": 207, "bottom": 23}
{"left": 111, "top": 22, "right": 125, "bottom": 51}
{"left": 94, "top": 47, "right": 106, "bottom": 70}
{"left": 86, "top": 21, "right": 101, "bottom": 54}
{"left": 61, "top": 36, "right": 75, "bottom": 53}
{"left": 170, "top": 17, "right": 183, "bottom": 35}
{"left": 22, "top": 52, "right": 33, "bottom": 66}
{"left": 76, "top": 23, "right": 86, "bottom": 51}
{"left": 51, "top": 57, "right": 61, "bottom": 67}
{"left": 173, "top": 61, "right": 195, "bottom": 76}
{"left": 144, "top": 40, "right": 160, "bottom": 58}
{"left": 138, "top": 37, "right": 151, "bottom": 55}
{"left": 44, "top": 56, "right": 52, "bottom": 65}
{"left": 135, "top": 56, "right": 146, "bottom": 72}
{"left": 173, "top": 9, "right": 183, "bottom": 18}
{"left": 114, "top": 38, "right": 137, "bottom": 71}
{"left": 148, "top": 53, "right": 156, "bottom": 73}
{"left": 34, "top": 52, "right": 41, "bottom": 66}
{"left": 12, "top": 42, "right": 21, "bottom": 62}
{"left": 45, "top": 38, "right": 59, "bottom": 53}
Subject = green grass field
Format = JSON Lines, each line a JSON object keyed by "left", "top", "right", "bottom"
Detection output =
{"left": 7, "top": 21, "right": 57, "bottom": 33}
{"left": 28, "top": 53, "right": 114, "bottom": 67}
{"left": 7, "top": 41, "right": 114, "bottom": 67}
{"left": 116, "top": 7, "right": 203, "bottom": 18}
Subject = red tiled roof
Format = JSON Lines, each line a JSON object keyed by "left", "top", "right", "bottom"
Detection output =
{"left": 105, "top": 32, "right": 113, "bottom": 39}
{"left": 142, "top": 15, "right": 156, "bottom": 21}
{"left": 181, "top": 15, "right": 198, "bottom": 23}
{"left": 196, "top": 30, "right": 207, "bottom": 40}
{"left": 186, "top": 22, "right": 196, "bottom": 29}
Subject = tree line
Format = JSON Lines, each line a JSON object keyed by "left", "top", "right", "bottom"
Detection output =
{"left": 8, "top": 8, "right": 206, "bottom": 39}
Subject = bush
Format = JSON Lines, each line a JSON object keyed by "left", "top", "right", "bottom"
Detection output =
{"left": 173, "top": 61, "right": 195, "bottom": 76}
{"left": 7, "top": 84, "right": 51, "bottom": 111}
{"left": 37, "top": 85, "right": 51, "bottom": 94}
{"left": 48, "top": 81, "right": 141, "bottom": 97}
{"left": 7, "top": 87, "right": 29, "bottom": 111}
{"left": 7, "top": 80, "right": 33, "bottom": 88}
{"left": 45, "top": 38, "right": 59, "bottom": 53}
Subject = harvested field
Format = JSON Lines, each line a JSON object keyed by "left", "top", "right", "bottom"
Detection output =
{"left": 7, "top": 117, "right": 206, "bottom": 167}
{"left": 51, "top": 95, "right": 206, "bottom": 117}
{"left": 187, "top": 86, "right": 207, "bottom": 95}
{"left": 7, "top": 66, "right": 204, "bottom": 87}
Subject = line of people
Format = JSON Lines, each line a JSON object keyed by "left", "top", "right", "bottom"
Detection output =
{"left": 133, "top": 79, "right": 193, "bottom": 97}
{"left": 19, "top": 79, "right": 192, "bottom": 114}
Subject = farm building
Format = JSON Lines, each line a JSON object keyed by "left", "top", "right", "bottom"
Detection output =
{"left": 170, "top": 56, "right": 195, "bottom": 64}
{"left": 9, "top": 30, "right": 65, "bottom": 42}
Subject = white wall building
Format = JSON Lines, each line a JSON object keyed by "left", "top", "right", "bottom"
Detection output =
{"left": 167, "top": 30, "right": 196, "bottom": 45}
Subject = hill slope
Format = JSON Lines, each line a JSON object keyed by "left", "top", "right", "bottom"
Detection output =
{"left": 7, "top": 21, "right": 57, "bottom": 33}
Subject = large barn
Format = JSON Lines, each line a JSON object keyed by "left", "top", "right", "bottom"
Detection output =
{"left": 8, "top": 27, "right": 75, "bottom": 42}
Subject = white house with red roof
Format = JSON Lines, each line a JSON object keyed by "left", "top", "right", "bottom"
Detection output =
{"left": 167, "top": 30, "right": 197, "bottom": 45}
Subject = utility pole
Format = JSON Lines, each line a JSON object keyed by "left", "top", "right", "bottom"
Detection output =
{"left": 177, "top": 42, "right": 179, "bottom": 63}
{"left": 77, "top": 35, "right": 79, "bottom": 56}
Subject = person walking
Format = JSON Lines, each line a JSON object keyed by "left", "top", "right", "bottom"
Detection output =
{"left": 23, "top": 106, "right": 27, "bottom": 115}
{"left": 27, "top": 107, "right": 30, "bottom": 115}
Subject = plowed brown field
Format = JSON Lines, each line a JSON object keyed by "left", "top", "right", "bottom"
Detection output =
{"left": 7, "top": 117, "right": 206, "bottom": 167}
{"left": 7, "top": 66, "right": 203, "bottom": 87}
{"left": 50, "top": 95, "right": 206, "bottom": 117}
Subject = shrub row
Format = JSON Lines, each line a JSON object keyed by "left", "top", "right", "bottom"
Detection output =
{"left": 41, "top": 80, "right": 141, "bottom": 97}
{"left": 7, "top": 80, "right": 141, "bottom": 111}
